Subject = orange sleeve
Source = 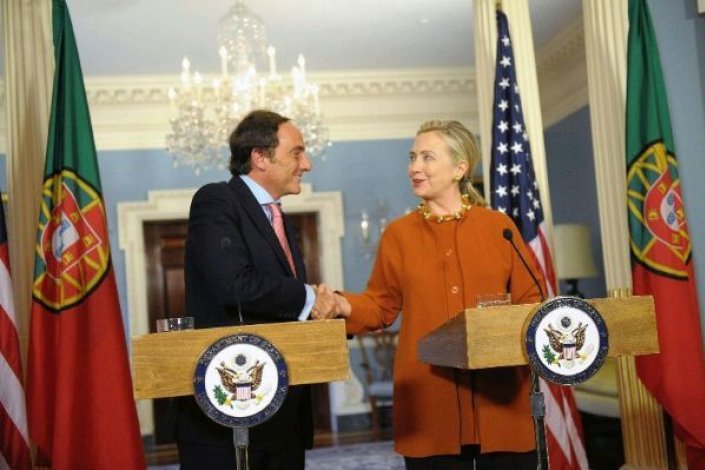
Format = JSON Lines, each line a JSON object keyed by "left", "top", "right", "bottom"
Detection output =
{"left": 342, "top": 227, "right": 403, "bottom": 334}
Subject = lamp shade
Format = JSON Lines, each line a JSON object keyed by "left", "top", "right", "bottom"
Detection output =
{"left": 553, "top": 223, "right": 599, "bottom": 280}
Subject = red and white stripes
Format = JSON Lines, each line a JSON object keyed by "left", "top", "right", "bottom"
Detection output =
{"left": 0, "top": 242, "right": 31, "bottom": 470}
{"left": 527, "top": 222, "right": 558, "bottom": 298}
{"left": 528, "top": 223, "right": 588, "bottom": 470}
{"left": 541, "top": 379, "right": 589, "bottom": 469}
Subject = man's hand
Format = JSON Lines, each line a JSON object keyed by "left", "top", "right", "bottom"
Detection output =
{"left": 311, "top": 284, "right": 351, "bottom": 319}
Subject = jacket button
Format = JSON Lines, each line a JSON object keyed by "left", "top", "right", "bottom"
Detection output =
{"left": 451, "top": 286, "right": 459, "bottom": 294}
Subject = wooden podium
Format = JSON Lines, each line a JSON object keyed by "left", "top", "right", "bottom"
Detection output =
{"left": 132, "top": 319, "right": 349, "bottom": 400}
{"left": 418, "top": 295, "right": 658, "bottom": 370}
{"left": 418, "top": 295, "right": 658, "bottom": 469}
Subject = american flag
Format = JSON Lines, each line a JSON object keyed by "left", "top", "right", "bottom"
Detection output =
{"left": 0, "top": 197, "right": 32, "bottom": 470}
{"left": 490, "top": 10, "right": 588, "bottom": 469}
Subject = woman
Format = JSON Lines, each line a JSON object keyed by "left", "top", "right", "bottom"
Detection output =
{"left": 332, "top": 120, "right": 543, "bottom": 469}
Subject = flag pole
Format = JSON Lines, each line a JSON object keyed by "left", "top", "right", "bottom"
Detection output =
{"left": 662, "top": 412, "right": 676, "bottom": 470}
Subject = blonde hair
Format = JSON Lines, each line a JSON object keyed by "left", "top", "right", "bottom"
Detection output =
{"left": 416, "top": 120, "right": 487, "bottom": 206}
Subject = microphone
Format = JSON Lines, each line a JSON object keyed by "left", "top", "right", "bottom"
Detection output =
{"left": 220, "top": 236, "right": 244, "bottom": 325}
{"left": 502, "top": 227, "right": 550, "bottom": 470}
{"left": 502, "top": 228, "right": 545, "bottom": 302}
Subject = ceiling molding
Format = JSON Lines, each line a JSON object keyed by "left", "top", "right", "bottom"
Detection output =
{"left": 86, "top": 68, "right": 475, "bottom": 104}
{"left": 83, "top": 68, "right": 478, "bottom": 150}
{"left": 536, "top": 18, "right": 585, "bottom": 73}
{"left": 537, "top": 17, "right": 589, "bottom": 127}
{"left": 0, "top": 22, "right": 588, "bottom": 153}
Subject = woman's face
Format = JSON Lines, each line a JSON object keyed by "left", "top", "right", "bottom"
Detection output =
{"left": 408, "top": 131, "right": 466, "bottom": 202}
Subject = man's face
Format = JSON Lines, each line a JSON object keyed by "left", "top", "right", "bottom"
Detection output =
{"left": 262, "top": 122, "right": 311, "bottom": 199}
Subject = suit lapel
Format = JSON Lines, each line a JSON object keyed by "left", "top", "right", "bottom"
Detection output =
{"left": 229, "top": 177, "right": 298, "bottom": 278}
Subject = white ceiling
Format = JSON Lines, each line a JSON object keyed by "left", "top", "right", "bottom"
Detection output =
{"left": 66, "top": 0, "right": 582, "bottom": 76}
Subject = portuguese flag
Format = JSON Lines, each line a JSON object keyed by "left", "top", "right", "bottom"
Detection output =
{"left": 26, "top": 1, "right": 145, "bottom": 468}
{"left": 626, "top": 0, "right": 705, "bottom": 464}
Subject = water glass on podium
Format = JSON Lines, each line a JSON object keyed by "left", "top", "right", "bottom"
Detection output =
{"left": 476, "top": 293, "right": 512, "bottom": 308}
{"left": 156, "top": 316, "right": 194, "bottom": 332}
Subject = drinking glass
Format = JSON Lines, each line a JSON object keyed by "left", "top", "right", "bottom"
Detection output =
{"left": 156, "top": 316, "right": 194, "bottom": 332}
{"left": 475, "top": 293, "right": 512, "bottom": 308}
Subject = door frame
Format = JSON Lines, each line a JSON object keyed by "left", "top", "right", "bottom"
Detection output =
{"left": 118, "top": 183, "right": 349, "bottom": 435}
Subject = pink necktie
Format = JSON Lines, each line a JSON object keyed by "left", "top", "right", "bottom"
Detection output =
{"left": 267, "top": 203, "right": 297, "bottom": 277}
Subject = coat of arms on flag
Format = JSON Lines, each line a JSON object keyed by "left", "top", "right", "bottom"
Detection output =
{"left": 33, "top": 170, "right": 109, "bottom": 311}
{"left": 627, "top": 142, "right": 691, "bottom": 277}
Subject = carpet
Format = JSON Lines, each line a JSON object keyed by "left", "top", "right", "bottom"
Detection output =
{"left": 306, "top": 441, "right": 404, "bottom": 469}
{"left": 148, "top": 441, "right": 404, "bottom": 470}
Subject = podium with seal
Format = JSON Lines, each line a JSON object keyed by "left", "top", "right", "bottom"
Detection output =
{"left": 132, "top": 319, "right": 349, "bottom": 469}
{"left": 418, "top": 295, "right": 658, "bottom": 469}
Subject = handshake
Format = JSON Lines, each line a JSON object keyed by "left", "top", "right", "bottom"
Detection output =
{"left": 310, "top": 283, "right": 351, "bottom": 320}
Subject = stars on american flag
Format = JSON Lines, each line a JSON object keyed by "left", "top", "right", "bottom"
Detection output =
{"left": 490, "top": 12, "right": 544, "bottom": 242}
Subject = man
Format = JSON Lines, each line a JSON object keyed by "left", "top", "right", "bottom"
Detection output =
{"left": 175, "top": 110, "right": 336, "bottom": 469}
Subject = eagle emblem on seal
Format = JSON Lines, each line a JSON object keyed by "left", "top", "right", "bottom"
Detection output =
{"left": 542, "top": 315, "right": 593, "bottom": 369}
{"left": 212, "top": 352, "right": 267, "bottom": 407}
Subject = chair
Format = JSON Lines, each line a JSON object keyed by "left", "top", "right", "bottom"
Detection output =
{"left": 356, "top": 330, "right": 398, "bottom": 439}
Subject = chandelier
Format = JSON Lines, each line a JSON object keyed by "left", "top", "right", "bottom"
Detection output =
{"left": 166, "top": 0, "right": 331, "bottom": 174}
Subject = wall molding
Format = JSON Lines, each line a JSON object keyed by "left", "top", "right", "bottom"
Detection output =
{"left": 537, "top": 18, "right": 589, "bottom": 127}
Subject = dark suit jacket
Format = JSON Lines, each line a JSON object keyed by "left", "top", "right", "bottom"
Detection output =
{"left": 175, "top": 176, "right": 313, "bottom": 451}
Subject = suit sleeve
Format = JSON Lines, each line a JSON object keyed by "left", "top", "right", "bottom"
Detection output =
{"left": 186, "top": 184, "right": 307, "bottom": 320}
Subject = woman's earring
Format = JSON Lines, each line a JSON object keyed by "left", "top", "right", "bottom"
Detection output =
{"left": 453, "top": 175, "right": 461, "bottom": 182}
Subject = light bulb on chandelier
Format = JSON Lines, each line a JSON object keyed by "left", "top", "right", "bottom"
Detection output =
{"left": 166, "top": 0, "right": 331, "bottom": 174}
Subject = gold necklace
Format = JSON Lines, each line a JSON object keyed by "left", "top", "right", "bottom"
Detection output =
{"left": 417, "top": 195, "right": 472, "bottom": 223}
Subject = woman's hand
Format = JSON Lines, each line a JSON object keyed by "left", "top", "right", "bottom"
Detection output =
{"left": 311, "top": 284, "right": 351, "bottom": 319}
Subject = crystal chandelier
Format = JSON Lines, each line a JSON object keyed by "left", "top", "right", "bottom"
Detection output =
{"left": 166, "top": 0, "right": 331, "bottom": 174}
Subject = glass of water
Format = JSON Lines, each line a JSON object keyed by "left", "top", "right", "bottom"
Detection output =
{"left": 156, "top": 316, "right": 194, "bottom": 332}
{"left": 475, "top": 293, "right": 512, "bottom": 308}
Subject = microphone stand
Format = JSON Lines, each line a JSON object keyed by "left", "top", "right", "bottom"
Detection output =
{"left": 530, "top": 368, "right": 549, "bottom": 470}
{"left": 503, "top": 229, "right": 549, "bottom": 470}
{"left": 221, "top": 236, "right": 249, "bottom": 469}
{"left": 233, "top": 426, "right": 249, "bottom": 470}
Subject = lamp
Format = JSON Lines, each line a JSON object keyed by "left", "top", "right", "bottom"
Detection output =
{"left": 359, "top": 202, "right": 389, "bottom": 260}
{"left": 553, "top": 223, "right": 598, "bottom": 298}
{"left": 166, "top": 0, "right": 330, "bottom": 174}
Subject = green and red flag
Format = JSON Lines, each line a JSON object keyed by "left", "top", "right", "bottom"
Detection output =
{"left": 26, "top": 1, "right": 145, "bottom": 468}
{"left": 626, "top": 0, "right": 705, "bottom": 464}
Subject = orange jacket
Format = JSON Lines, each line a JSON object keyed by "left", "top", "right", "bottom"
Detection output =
{"left": 344, "top": 206, "right": 544, "bottom": 457}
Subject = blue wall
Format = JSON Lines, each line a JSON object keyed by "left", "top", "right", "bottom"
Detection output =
{"left": 544, "top": 107, "right": 606, "bottom": 300}
{"left": 100, "top": 140, "right": 418, "bottom": 334}
{"left": 0, "top": 155, "right": 5, "bottom": 189}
